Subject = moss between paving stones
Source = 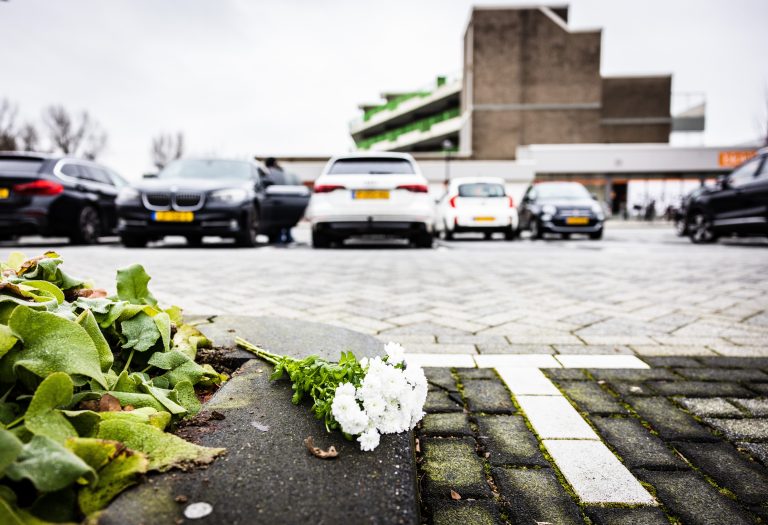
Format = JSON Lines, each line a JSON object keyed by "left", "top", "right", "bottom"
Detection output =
{"left": 626, "top": 396, "right": 718, "bottom": 442}
{"left": 647, "top": 381, "right": 754, "bottom": 398}
{"left": 584, "top": 506, "right": 671, "bottom": 525}
{"left": 608, "top": 381, "right": 658, "bottom": 397}
{"left": 636, "top": 469, "right": 755, "bottom": 525}
{"left": 455, "top": 368, "right": 499, "bottom": 381}
{"left": 543, "top": 368, "right": 590, "bottom": 382}
{"left": 476, "top": 415, "right": 549, "bottom": 467}
{"left": 461, "top": 380, "right": 515, "bottom": 414}
{"left": 492, "top": 467, "right": 583, "bottom": 525}
{"left": 673, "top": 441, "right": 768, "bottom": 505}
{"left": 422, "top": 437, "right": 492, "bottom": 499}
{"left": 702, "top": 417, "right": 768, "bottom": 441}
{"left": 425, "top": 368, "right": 459, "bottom": 392}
{"left": 421, "top": 413, "right": 472, "bottom": 437}
{"left": 676, "top": 397, "right": 744, "bottom": 418}
{"left": 429, "top": 500, "right": 501, "bottom": 525}
{"left": 672, "top": 367, "right": 768, "bottom": 382}
{"left": 590, "top": 416, "right": 686, "bottom": 470}
{"left": 730, "top": 397, "right": 768, "bottom": 416}
{"left": 559, "top": 381, "right": 628, "bottom": 414}
{"left": 736, "top": 442, "right": 768, "bottom": 465}
{"left": 425, "top": 389, "right": 464, "bottom": 413}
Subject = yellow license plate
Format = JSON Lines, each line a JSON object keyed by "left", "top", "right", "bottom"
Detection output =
{"left": 0, "top": 188, "right": 8, "bottom": 199}
{"left": 566, "top": 217, "right": 589, "bottom": 225}
{"left": 474, "top": 216, "right": 495, "bottom": 222}
{"left": 153, "top": 211, "right": 194, "bottom": 222}
{"left": 354, "top": 190, "right": 390, "bottom": 200}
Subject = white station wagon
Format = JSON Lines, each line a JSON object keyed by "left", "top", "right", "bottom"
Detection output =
{"left": 306, "top": 153, "right": 434, "bottom": 248}
{"left": 434, "top": 177, "right": 519, "bottom": 240}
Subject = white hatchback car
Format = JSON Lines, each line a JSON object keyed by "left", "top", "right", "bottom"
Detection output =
{"left": 434, "top": 177, "right": 519, "bottom": 240}
{"left": 306, "top": 153, "right": 434, "bottom": 248}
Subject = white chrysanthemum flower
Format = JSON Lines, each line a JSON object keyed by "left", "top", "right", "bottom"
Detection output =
{"left": 335, "top": 382, "right": 356, "bottom": 399}
{"left": 363, "top": 394, "right": 386, "bottom": 420}
{"left": 359, "top": 357, "right": 369, "bottom": 369}
{"left": 358, "top": 428, "right": 380, "bottom": 451}
{"left": 384, "top": 342, "right": 405, "bottom": 365}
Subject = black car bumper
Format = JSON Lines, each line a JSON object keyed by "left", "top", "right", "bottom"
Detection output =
{"left": 117, "top": 205, "right": 248, "bottom": 238}
{"left": 0, "top": 207, "right": 50, "bottom": 236}
{"left": 541, "top": 217, "right": 603, "bottom": 233}
{"left": 315, "top": 221, "right": 429, "bottom": 238}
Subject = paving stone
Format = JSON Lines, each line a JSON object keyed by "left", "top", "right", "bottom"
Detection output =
{"left": 672, "top": 367, "right": 768, "bottom": 382}
{"left": 430, "top": 500, "right": 501, "bottom": 525}
{"left": 462, "top": 380, "right": 515, "bottom": 414}
{"left": 627, "top": 396, "right": 717, "bottom": 442}
{"left": 632, "top": 345, "right": 716, "bottom": 356}
{"left": 543, "top": 439, "right": 655, "bottom": 504}
{"left": 747, "top": 383, "right": 768, "bottom": 395}
{"left": 674, "top": 442, "right": 768, "bottom": 505}
{"left": 554, "top": 344, "right": 633, "bottom": 355}
{"left": 556, "top": 355, "right": 649, "bottom": 369}
{"left": 544, "top": 368, "right": 589, "bottom": 382}
{"left": 606, "top": 381, "right": 658, "bottom": 397}
{"left": 476, "top": 415, "right": 548, "bottom": 467}
{"left": 422, "top": 413, "right": 473, "bottom": 437}
{"left": 437, "top": 335, "right": 508, "bottom": 345}
{"left": 737, "top": 442, "right": 768, "bottom": 465}
{"left": 585, "top": 507, "right": 670, "bottom": 525}
{"left": 696, "top": 356, "right": 768, "bottom": 369}
{"left": 647, "top": 380, "right": 754, "bottom": 398}
{"left": 730, "top": 397, "right": 768, "bottom": 416}
{"left": 492, "top": 467, "right": 583, "bottom": 525}
{"left": 425, "top": 368, "right": 458, "bottom": 392}
{"left": 559, "top": 381, "right": 626, "bottom": 414}
{"left": 642, "top": 356, "right": 706, "bottom": 368}
{"left": 422, "top": 438, "right": 491, "bottom": 499}
{"left": 496, "top": 367, "right": 561, "bottom": 395}
{"left": 477, "top": 343, "right": 556, "bottom": 354}
{"left": 591, "top": 416, "right": 685, "bottom": 470}
{"left": 516, "top": 395, "right": 598, "bottom": 439}
{"left": 637, "top": 470, "right": 754, "bottom": 525}
{"left": 455, "top": 368, "right": 498, "bottom": 381}
{"left": 474, "top": 354, "right": 561, "bottom": 368}
{"left": 405, "top": 354, "right": 476, "bottom": 368}
{"left": 703, "top": 418, "right": 768, "bottom": 441}
{"left": 678, "top": 397, "right": 743, "bottom": 417}
{"left": 425, "top": 389, "right": 464, "bottom": 413}
{"left": 589, "top": 368, "right": 679, "bottom": 381}
{"left": 407, "top": 343, "right": 477, "bottom": 354}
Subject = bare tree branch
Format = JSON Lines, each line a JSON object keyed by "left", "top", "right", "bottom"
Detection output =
{"left": 42, "top": 105, "right": 108, "bottom": 159}
{"left": 0, "top": 98, "right": 19, "bottom": 150}
{"left": 151, "top": 131, "right": 185, "bottom": 170}
{"left": 18, "top": 122, "right": 39, "bottom": 151}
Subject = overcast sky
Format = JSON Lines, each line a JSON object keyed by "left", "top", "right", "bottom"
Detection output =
{"left": 2, "top": 0, "right": 767, "bottom": 178}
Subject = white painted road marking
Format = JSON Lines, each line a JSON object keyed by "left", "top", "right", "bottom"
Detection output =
{"left": 406, "top": 352, "right": 658, "bottom": 506}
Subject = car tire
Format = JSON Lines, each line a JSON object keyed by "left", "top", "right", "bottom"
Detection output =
{"left": 121, "top": 235, "right": 148, "bottom": 248}
{"left": 311, "top": 228, "right": 331, "bottom": 248}
{"left": 674, "top": 217, "right": 689, "bottom": 236}
{"left": 235, "top": 207, "right": 259, "bottom": 247}
{"left": 484, "top": 232, "right": 493, "bottom": 240}
{"left": 70, "top": 206, "right": 101, "bottom": 245}
{"left": 444, "top": 228, "right": 454, "bottom": 240}
{"left": 689, "top": 213, "right": 718, "bottom": 244}
{"left": 267, "top": 232, "right": 281, "bottom": 244}
{"left": 562, "top": 233, "right": 571, "bottom": 240}
{"left": 530, "top": 219, "right": 543, "bottom": 240}
{"left": 186, "top": 235, "right": 203, "bottom": 247}
{"left": 589, "top": 229, "right": 603, "bottom": 240}
{"left": 413, "top": 232, "right": 433, "bottom": 248}
{"left": 504, "top": 227, "right": 518, "bottom": 241}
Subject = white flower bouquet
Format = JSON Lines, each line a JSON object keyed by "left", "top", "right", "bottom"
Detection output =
{"left": 235, "top": 338, "right": 427, "bottom": 451}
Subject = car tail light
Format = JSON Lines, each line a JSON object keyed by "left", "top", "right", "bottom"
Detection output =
{"left": 449, "top": 195, "right": 458, "bottom": 208}
{"left": 508, "top": 196, "right": 515, "bottom": 208}
{"left": 396, "top": 184, "right": 428, "bottom": 193}
{"left": 313, "top": 184, "right": 345, "bottom": 193}
{"left": 13, "top": 180, "right": 64, "bottom": 196}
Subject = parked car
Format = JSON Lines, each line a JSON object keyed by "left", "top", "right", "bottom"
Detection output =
{"left": 518, "top": 181, "right": 605, "bottom": 239}
{"left": 434, "top": 177, "right": 518, "bottom": 240}
{"left": 115, "top": 158, "right": 309, "bottom": 247}
{"left": 306, "top": 153, "right": 434, "bottom": 248}
{"left": 0, "top": 152, "right": 126, "bottom": 244}
{"left": 684, "top": 148, "right": 768, "bottom": 244}
{"left": 673, "top": 186, "right": 709, "bottom": 236}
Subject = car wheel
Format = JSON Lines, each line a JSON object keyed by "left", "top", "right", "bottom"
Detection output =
{"left": 674, "top": 217, "right": 689, "bottom": 236}
{"left": 530, "top": 219, "right": 543, "bottom": 240}
{"left": 235, "top": 207, "right": 259, "bottom": 247}
{"left": 484, "top": 232, "right": 493, "bottom": 240}
{"left": 121, "top": 235, "right": 148, "bottom": 248}
{"left": 562, "top": 233, "right": 571, "bottom": 240}
{"left": 267, "top": 232, "right": 281, "bottom": 244}
{"left": 504, "top": 227, "right": 518, "bottom": 241}
{"left": 70, "top": 206, "right": 101, "bottom": 245}
{"left": 689, "top": 213, "right": 718, "bottom": 244}
{"left": 589, "top": 229, "right": 603, "bottom": 240}
{"left": 413, "top": 232, "right": 433, "bottom": 248}
{"left": 186, "top": 235, "right": 203, "bottom": 247}
{"left": 311, "top": 228, "right": 331, "bottom": 248}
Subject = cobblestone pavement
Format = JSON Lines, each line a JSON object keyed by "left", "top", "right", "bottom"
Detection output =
{"left": 418, "top": 357, "right": 768, "bottom": 525}
{"left": 6, "top": 226, "right": 767, "bottom": 358}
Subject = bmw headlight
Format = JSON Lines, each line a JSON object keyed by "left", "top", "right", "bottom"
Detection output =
{"left": 542, "top": 204, "right": 557, "bottom": 215}
{"left": 210, "top": 188, "right": 248, "bottom": 204}
{"left": 116, "top": 187, "right": 140, "bottom": 204}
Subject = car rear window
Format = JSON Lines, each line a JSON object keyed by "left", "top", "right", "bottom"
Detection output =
{"left": 328, "top": 158, "right": 415, "bottom": 175}
{"left": 458, "top": 183, "right": 505, "bottom": 198}
{"left": 0, "top": 159, "right": 44, "bottom": 174}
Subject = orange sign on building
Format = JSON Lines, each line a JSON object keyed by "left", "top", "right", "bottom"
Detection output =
{"left": 718, "top": 150, "right": 757, "bottom": 168}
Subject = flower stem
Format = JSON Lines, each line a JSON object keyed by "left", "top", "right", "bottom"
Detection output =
{"left": 235, "top": 337, "right": 281, "bottom": 365}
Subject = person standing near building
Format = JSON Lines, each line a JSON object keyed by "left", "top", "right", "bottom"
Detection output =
{"left": 262, "top": 157, "right": 295, "bottom": 244}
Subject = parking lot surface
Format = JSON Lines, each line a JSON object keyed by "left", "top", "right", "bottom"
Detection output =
{"left": 6, "top": 224, "right": 766, "bottom": 358}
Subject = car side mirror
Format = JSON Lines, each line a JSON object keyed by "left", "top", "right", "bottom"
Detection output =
{"left": 142, "top": 173, "right": 158, "bottom": 179}
{"left": 717, "top": 175, "right": 729, "bottom": 189}
{"left": 590, "top": 192, "right": 599, "bottom": 200}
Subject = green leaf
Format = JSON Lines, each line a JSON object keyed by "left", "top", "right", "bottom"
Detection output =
{"left": 18, "top": 256, "right": 84, "bottom": 291}
{"left": 5, "top": 435, "right": 96, "bottom": 492}
{"left": 73, "top": 297, "right": 115, "bottom": 314}
{"left": 169, "top": 380, "right": 201, "bottom": 416}
{"left": 0, "top": 324, "right": 17, "bottom": 360}
{"left": 22, "top": 280, "right": 65, "bottom": 305}
{"left": 97, "top": 419, "right": 223, "bottom": 472}
{"left": 24, "top": 372, "right": 78, "bottom": 443}
{"left": 115, "top": 264, "right": 157, "bottom": 306}
{"left": 0, "top": 497, "right": 24, "bottom": 525}
{"left": 102, "top": 391, "right": 166, "bottom": 413}
{"left": 76, "top": 309, "right": 114, "bottom": 372}
{"left": 61, "top": 410, "right": 101, "bottom": 438}
{"left": 7, "top": 307, "right": 108, "bottom": 389}
{"left": 139, "top": 384, "right": 186, "bottom": 415}
{"left": 0, "top": 429, "right": 23, "bottom": 476}
{"left": 164, "top": 305, "right": 183, "bottom": 325}
{"left": 171, "top": 324, "right": 211, "bottom": 360}
{"left": 153, "top": 312, "right": 171, "bottom": 352}
{"left": 120, "top": 312, "right": 160, "bottom": 352}
{"left": 77, "top": 445, "right": 148, "bottom": 515}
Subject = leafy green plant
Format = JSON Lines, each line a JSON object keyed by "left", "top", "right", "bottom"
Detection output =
{"left": 0, "top": 252, "right": 226, "bottom": 523}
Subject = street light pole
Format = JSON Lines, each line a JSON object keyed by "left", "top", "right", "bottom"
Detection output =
{"left": 442, "top": 138, "right": 454, "bottom": 186}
